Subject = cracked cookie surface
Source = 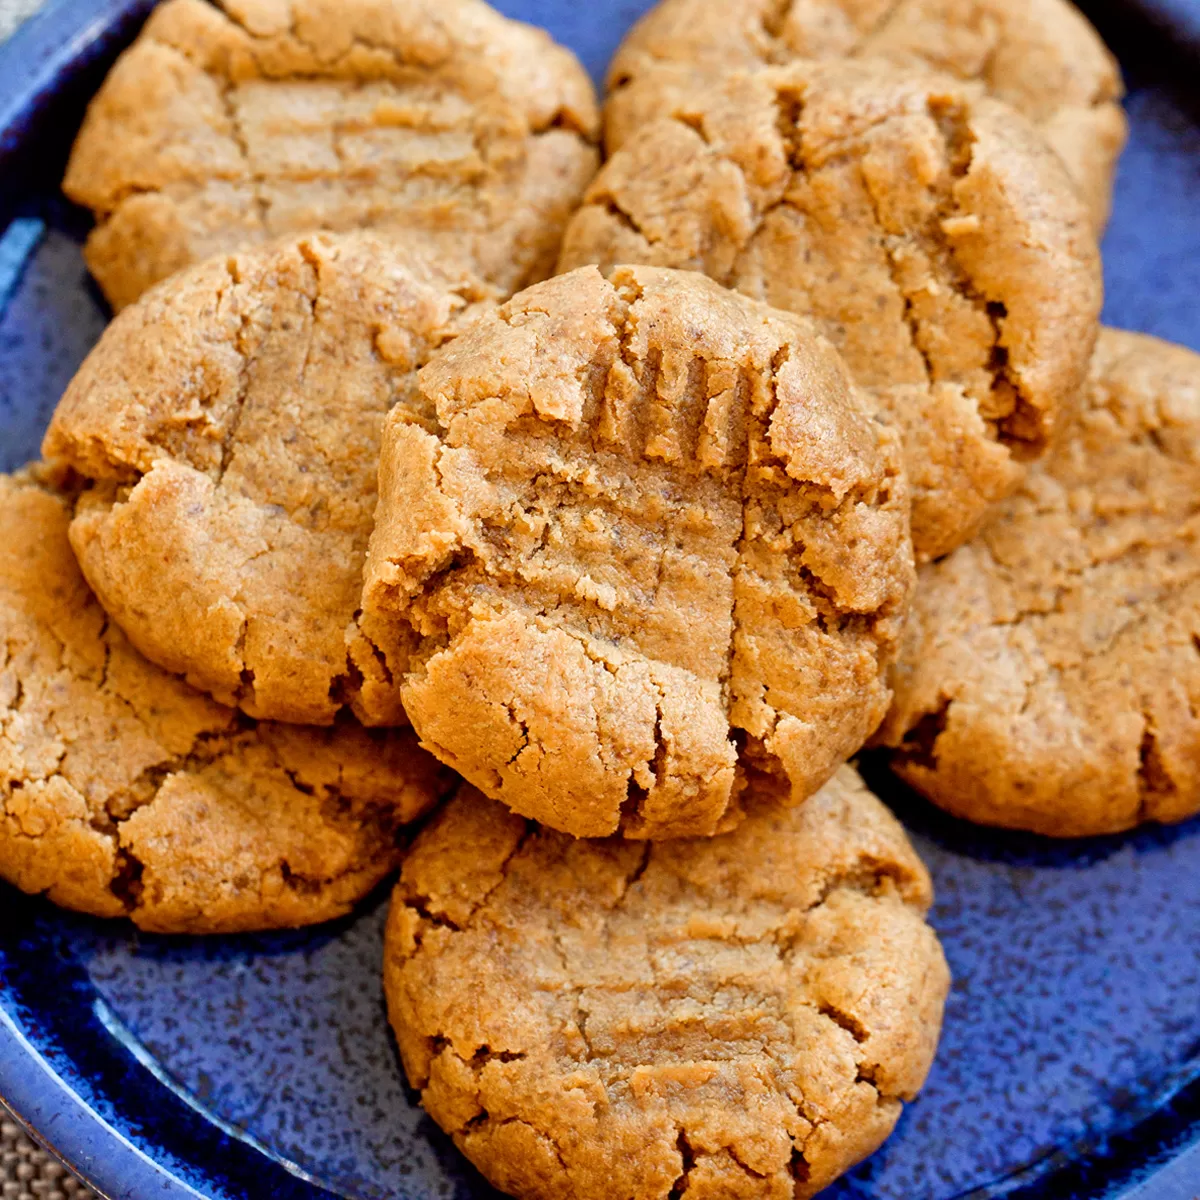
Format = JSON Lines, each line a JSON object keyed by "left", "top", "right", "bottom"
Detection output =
{"left": 44, "top": 232, "right": 494, "bottom": 726}
{"left": 604, "top": 0, "right": 1126, "bottom": 231}
{"left": 363, "top": 264, "right": 914, "bottom": 839}
{"left": 63, "top": 0, "right": 600, "bottom": 311}
{"left": 384, "top": 767, "right": 949, "bottom": 1200}
{"left": 559, "top": 60, "right": 1103, "bottom": 562}
{"left": 0, "top": 465, "right": 454, "bottom": 933}
{"left": 878, "top": 328, "right": 1200, "bottom": 836}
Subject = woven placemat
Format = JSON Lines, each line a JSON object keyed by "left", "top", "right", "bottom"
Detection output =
{"left": 1, "top": 1111, "right": 97, "bottom": 1200}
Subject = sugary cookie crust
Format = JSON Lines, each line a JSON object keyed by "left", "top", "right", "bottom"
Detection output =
{"left": 879, "top": 328, "right": 1200, "bottom": 836}
{"left": 0, "top": 466, "right": 453, "bottom": 933}
{"left": 64, "top": 0, "right": 600, "bottom": 310}
{"left": 559, "top": 61, "right": 1102, "bottom": 561}
{"left": 363, "top": 264, "right": 914, "bottom": 839}
{"left": 604, "top": 0, "right": 1126, "bottom": 231}
{"left": 44, "top": 232, "right": 493, "bottom": 726}
{"left": 385, "top": 768, "right": 949, "bottom": 1200}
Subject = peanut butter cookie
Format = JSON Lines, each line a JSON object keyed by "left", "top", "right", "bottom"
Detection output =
{"left": 63, "top": 0, "right": 599, "bottom": 311}
{"left": 44, "top": 232, "right": 493, "bottom": 726}
{"left": 0, "top": 465, "right": 453, "bottom": 934}
{"left": 363, "top": 264, "right": 914, "bottom": 839}
{"left": 878, "top": 329, "right": 1200, "bottom": 836}
{"left": 559, "top": 62, "right": 1103, "bottom": 562}
{"left": 605, "top": 0, "right": 1126, "bottom": 231}
{"left": 384, "top": 767, "right": 949, "bottom": 1200}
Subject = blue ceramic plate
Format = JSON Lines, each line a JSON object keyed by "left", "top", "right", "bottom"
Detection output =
{"left": 3, "top": 2, "right": 1200, "bottom": 1198}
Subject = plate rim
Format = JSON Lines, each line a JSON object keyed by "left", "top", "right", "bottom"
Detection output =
{"left": 0, "top": 999, "right": 209, "bottom": 1200}
{"left": 0, "top": 9, "right": 283, "bottom": 1196}
{"left": 2, "top": 1, "right": 1200, "bottom": 1198}
{"left": 0, "top": 0, "right": 153, "bottom": 157}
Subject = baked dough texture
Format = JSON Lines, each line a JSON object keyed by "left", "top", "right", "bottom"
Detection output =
{"left": 363, "top": 264, "right": 914, "bottom": 839}
{"left": 384, "top": 767, "right": 949, "bottom": 1200}
{"left": 559, "top": 61, "right": 1103, "bottom": 562}
{"left": 879, "top": 328, "right": 1200, "bottom": 837}
{"left": 605, "top": 0, "right": 1126, "bottom": 231}
{"left": 44, "top": 232, "right": 493, "bottom": 727}
{"left": 0, "top": 465, "right": 453, "bottom": 934}
{"left": 63, "top": 0, "right": 600, "bottom": 310}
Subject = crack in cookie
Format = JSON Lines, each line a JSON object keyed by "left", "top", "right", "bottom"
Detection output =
{"left": 877, "top": 328, "right": 1200, "bottom": 836}
{"left": 559, "top": 60, "right": 1102, "bottom": 562}
{"left": 0, "top": 465, "right": 455, "bottom": 933}
{"left": 44, "top": 232, "right": 494, "bottom": 726}
{"left": 364, "top": 264, "right": 913, "bottom": 838}
{"left": 62, "top": 0, "right": 600, "bottom": 310}
{"left": 384, "top": 768, "right": 949, "bottom": 1199}
{"left": 603, "top": 0, "right": 1126, "bottom": 231}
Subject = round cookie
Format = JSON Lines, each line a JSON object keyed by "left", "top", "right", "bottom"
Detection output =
{"left": 63, "top": 0, "right": 600, "bottom": 311}
{"left": 878, "top": 328, "right": 1200, "bottom": 837}
{"left": 384, "top": 767, "right": 950, "bottom": 1200}
{"left": 44, "top": 232, "right": 493, "bottom": 726}
{"left": 363, "top": 263, "right": 915, "bottom": 839}
{"left": 559, "top": 61, "right": 1103, "bottom": 562}
{"left": 604, "top": 0, "right": 1126, "bottom": 231}
{"left": 0, "top": 465, "right": 453, "bottom": 934}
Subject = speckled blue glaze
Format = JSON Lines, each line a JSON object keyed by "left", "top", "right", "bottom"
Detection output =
{"left": 2, "top": 1, "right": 1200, "bottom": 1198}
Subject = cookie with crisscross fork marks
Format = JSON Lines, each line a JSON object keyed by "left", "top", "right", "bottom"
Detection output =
{"left": 62, "top": 0, "right": 600, "bottom": 310}
{"left": 878, "top": 329, "right": 1200, "bottom": 836}
{"left": 384, "top": 768, "right": 949, "bottom": 1199}
{"left": 363, "top": 264, "right": 913, "bottom": 839}
{"left": 559, "top": 60, "right": 1102, "bottom": 562}
{"left": 603, "top": 0, "right": 1126, "bottom": 231}
{"left": 44, "top": 232, "right": 494, "bottom": 727}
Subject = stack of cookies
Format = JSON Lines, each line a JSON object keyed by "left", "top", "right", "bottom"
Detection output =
{"left": 3, "top": 0, "right": 1197, "bottom": 1195}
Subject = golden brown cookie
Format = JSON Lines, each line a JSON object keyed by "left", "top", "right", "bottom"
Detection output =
{"left": 362, "top": 263, "right": 914, "bottom": 840}
{"left": 63, "top": 0, "right": 600, "bottom": 311}
{"left": 0, "top": 465, "right": 453, "bottom": 934}
{"left": 44, "top": 232, "right": 493, "bottom": 727}
{"left": 384, "top": 767, "right": 949, "bottom": 1200}
{"left": 559, "top": 61, "right": 1103, "bottom": 562}
{"left": 605, "top": 0, "right": 1126, "bottom": 231}
{"left": 878, "top": 328, "right": 1200, "bottom": 837}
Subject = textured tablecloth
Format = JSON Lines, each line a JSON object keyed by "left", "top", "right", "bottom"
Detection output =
{"left": 0, "top": 9, "right": 98, "bottom": 1192}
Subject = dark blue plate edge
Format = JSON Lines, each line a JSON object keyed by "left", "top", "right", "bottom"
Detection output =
{"left": 0, "top": 890, "right": 355, "bottom": 1200}
{"left": 0, "top": 11, "right": 358, "bottom": 1198}
{"left": 0, "top": 3, "right": 184, "bottom": 1196}
{"left": 0, "top": 998, "right": 205, "bottom": 1200}
{"left": 1118, "top": 0, "right": 1200, "bottom": 57}
{"left": 0, "top": 0, "right": 157, "bottom": 231}
{"left": 1, "top": 1, "right": 1200, "bottom": 1198}
{"left": 0, "top": 0, "right": 154, "bottom": 151}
